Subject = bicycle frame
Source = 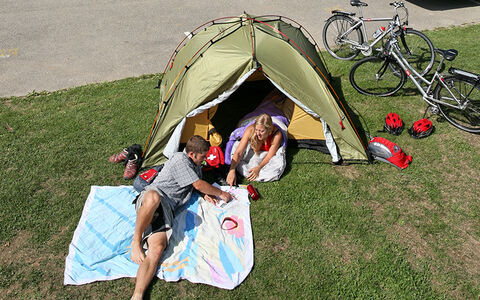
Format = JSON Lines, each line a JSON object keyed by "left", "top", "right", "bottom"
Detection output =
{"left": 334, "top": 2, "right": 406, "bottom": 52}
{"left": 387, "top": 38, "right": 467, "bottom": 110}
{"left": 339, "top": 17, "right": 393, "bottom": 51}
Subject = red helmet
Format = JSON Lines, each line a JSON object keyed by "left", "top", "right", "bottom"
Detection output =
{"left": 384, "top": 113, "right": 404, "bottom": 135}
{"left": 409, "top": 118, "right": 434, "bottom": 138}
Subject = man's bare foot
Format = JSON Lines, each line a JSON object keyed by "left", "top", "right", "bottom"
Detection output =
{"left": 130, "top": 241, "right": 145, "bottom": 264}
{"left": 130, "top": 293, "right": 143, "bottom": 300}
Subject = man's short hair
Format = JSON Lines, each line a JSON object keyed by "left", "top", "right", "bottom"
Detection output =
{"left": 185, "top": 135, "right": 209, "bottom": 154}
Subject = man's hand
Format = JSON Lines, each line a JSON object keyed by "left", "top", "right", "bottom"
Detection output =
{"left": 193, "top": 179, "right": 235, "bottom": 204}
{"left": 247, "top": 166, "right": 261, "bottom": 181}
{"left": 204, "top": 194, "right": 218, "bottom": 205}
{"left": 218, "top": 190, "right": 233, "bottom": 203}
{"left": 130, "top": 241, "right": 146, "bottom": 265}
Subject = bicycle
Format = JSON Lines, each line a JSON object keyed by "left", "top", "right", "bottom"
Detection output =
{"left": 322, "top": 0, "right": 435, "bottom": 77}
{"left": 349, "top": 28, "right": 480, "bottom": 133}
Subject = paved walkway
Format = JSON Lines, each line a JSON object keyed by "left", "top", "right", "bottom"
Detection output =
{"left": 1, "top": 0, "right": 479, "bottom": 97}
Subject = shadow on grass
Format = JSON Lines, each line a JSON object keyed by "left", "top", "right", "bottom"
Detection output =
{"left": 283, "top": 147, "right": 332, "bottom": 176}
{"left": 283, "top": 147, "right": 365, "bottom": 178}
{"left": 329, "top": 75, "right": 372, "bottom": 148}
{"left": 405, "top": 0, "right": 480, "bottom": 10}
{"left": 143, "top": 277, "right": 158, "bottom": 300}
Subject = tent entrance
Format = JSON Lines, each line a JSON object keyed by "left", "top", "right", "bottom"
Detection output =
{"left": 178, "top": 78, "right": 272, "bottom": 144}
{"left": 179, "top": 72, "right": 331, "bottom": 154}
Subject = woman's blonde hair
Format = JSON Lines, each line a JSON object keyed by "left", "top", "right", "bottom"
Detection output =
{"left": 250, "top": 114, "right": 274, "bottom": 154}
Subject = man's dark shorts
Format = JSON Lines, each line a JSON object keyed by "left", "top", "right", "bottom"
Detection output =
{"left": 134, "top": 189, "right": 174, "bottom": 250}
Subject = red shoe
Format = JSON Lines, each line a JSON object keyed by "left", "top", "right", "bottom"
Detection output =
{"left": 109, "top": 148, "right": 128, "bottom": 163}
{"left": 123, "top": 154, "right": 139, "bottom": 180}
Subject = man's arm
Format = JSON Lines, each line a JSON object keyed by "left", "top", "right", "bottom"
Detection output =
{"left": 192, "top": 179, "right": 232, "bottom": 202}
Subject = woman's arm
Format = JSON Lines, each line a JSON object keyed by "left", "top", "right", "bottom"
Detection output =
{"left": 247, "top": 130, "right": 283, "bottom": 181}
{"left": 226, "top": 125, "right": 253, "bottom": 186}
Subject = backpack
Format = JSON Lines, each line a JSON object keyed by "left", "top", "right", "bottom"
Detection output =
{"left": 368, "top": 137, "right": 412, "bottom": 169}
{"left": 203, "top": 146, "right": 225, "bottom": 171}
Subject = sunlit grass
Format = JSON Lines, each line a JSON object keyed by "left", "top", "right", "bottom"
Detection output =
{"left": 0, "top": 25, "right": 479, "bottom": 299}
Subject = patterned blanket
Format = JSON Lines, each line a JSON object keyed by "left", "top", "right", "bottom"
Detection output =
{"left": 64, "top": 185, "right": 253, "bottom": 289}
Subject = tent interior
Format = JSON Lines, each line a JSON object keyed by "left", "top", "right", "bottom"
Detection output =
{"left": 178, "top": 70, "right": 331, "bottom": 154}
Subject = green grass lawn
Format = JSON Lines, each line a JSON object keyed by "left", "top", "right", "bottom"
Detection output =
{"left": 1, "top": 24, "right": 479, "bottom": 299}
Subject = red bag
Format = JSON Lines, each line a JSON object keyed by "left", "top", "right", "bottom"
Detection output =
{"left": 368, "top": 137, "right": 412, "bottom": 169}
{"left": 203, "top": 146, "right": 225, "bottom": 171}
{"left": 133, "top": 164, "right": 164, "bottom": 192}
{"left": 139, "top": 168, "right": 159, "bottom": 182}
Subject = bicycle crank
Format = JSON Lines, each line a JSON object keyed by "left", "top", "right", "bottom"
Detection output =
{"left": 360, "top": 44, "right": 372, "bottom": 56}
{"left": 361, "top": 48, "right": 372, "bottom": 56}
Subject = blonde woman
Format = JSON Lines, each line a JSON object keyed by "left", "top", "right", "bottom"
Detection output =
{"left": 226, "top": 113, "right": 286, "bottom": 186}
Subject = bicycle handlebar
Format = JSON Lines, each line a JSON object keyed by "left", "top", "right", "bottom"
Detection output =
{"left": 391, "top": 2, "right": 408, "bottom": 26}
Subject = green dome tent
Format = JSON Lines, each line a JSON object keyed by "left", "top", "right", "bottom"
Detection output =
{"left": 141, "top": 14, "right": 369, "bottom": 168}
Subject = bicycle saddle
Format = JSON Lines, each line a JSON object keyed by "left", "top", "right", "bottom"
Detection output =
{"left": 435, "top": 48, "right": 458, "bottom": 61}
{"left": 350, "top": 0, "right": 368, "bottom": 7}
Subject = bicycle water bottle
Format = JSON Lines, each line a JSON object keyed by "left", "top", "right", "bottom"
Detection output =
{"left": 372, "top": 26, "right": 385, "bottom": 38}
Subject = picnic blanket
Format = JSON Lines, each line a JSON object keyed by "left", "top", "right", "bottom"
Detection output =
{"left": 64, "top": 185, "right": 253, "bottom": 289}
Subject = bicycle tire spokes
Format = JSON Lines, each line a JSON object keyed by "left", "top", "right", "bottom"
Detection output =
{"left": 435, "top": 77, "right": 480, "bottom": 132}
{"left": 397, "top": 29, "right": 435, "bottom": 77}
{"left": 323, "top": 15, "right": 362, "bottom": 60}
{"left": 336, "top": 18, "right": 351, "bottom": 40}
{"left": 349, "top": 56, "right": 405, "bottom": 97}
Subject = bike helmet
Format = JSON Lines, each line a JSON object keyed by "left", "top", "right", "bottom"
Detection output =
{"left": 408, "top": 118, "right": 434, "bottom": 138}
{"left": 384, "top": 112, "right": 404, "bottom": 135}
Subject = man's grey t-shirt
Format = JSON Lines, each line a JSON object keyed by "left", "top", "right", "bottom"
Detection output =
{"left": 145, "top": 152, "right": 202, "bottom": 211}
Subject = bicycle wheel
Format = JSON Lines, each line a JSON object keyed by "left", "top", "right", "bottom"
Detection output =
{"left": 434, "top": 76, "right": 480, "bottom": 133}
{"left": 350, "top": 55, "right": 406, "bottom": 97}
{"left": 397, "top": 28, "right": 435, "bottom": 76}
{"left": 323, "top": 15, "right": 363, "bottom": 60}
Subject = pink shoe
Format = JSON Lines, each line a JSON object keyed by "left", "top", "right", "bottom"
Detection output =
{"left": 109, "top": 148, "right": 128, "bottom": 163}
{"left": 123, "top": 154, "right": 139, "bottom": 179}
